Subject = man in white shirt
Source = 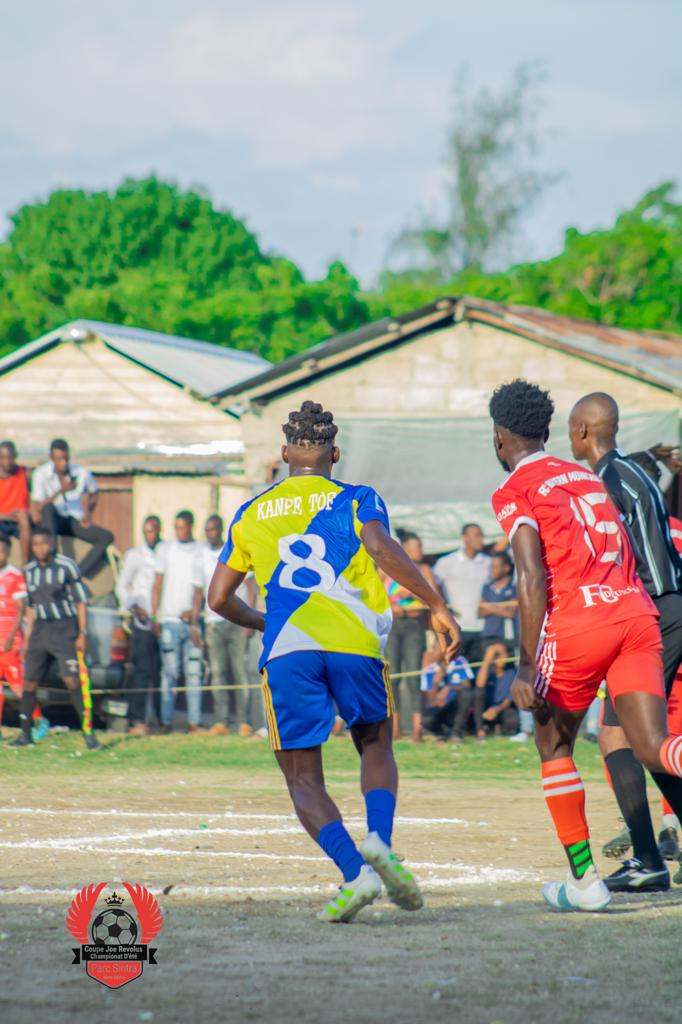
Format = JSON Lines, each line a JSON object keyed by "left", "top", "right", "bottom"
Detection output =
{"left": 191, "top": 515, "right": 257, "bottom": 736}
{"left": 151, "top": 510, "right": 203, "bottom": 732}
{"left": 31, "top": 438, "right": 114, "bottom": 579}
{"left": 434, "top": 523, "right": 491, "bottom": 665}
{"left": 116, "top": 515, "right": 165, "bottom": 735}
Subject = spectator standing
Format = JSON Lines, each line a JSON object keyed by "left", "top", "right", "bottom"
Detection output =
{"left": 116, "top": 515, "right": 165, "bottom": 736}
{"left": 10, "top": 528, "right": 101, "bottom": 749}
{"left": 151, "top": 510, "right": 203, "bottom": 733}
{"left": 384, "top": 530, "right": 439, "bottom": 742}
{"left": 31, "top": 439, "right": 113, "bottom": 579}
{"left": 479, "top": 551, "right": 518, "bottom": 652}
{"left": 434, "top": 524, "right": 491, "bottom": 664}
{"left": 0, "top": 441, "right": 31, "bottom": 566}
{"left": 191, "top": 515, "right": 257, "bottom": 736}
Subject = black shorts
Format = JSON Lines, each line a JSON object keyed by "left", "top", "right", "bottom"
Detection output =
{"left": 602, "top": 591, "right": 682, "bottom": 727}
{"left": 25, "top": 619, "right": 79, "bottom": 682}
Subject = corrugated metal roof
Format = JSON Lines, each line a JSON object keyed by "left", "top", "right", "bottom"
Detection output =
{"left": 0, "top": 319, "right": 270, "bottom": 397}
{"left": 461, "top": 298, "right": 682, "bottom": 396}
{"left": 214, "top": 296, "right": 682, "bottom": 402}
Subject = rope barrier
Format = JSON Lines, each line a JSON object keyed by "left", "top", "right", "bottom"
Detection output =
{"left": 85, "top": 654, "right": 520, "bottom": 696}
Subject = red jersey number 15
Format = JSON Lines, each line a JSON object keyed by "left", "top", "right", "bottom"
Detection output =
{"left": 569, "top": 492, "right": 622, "bottom": 565}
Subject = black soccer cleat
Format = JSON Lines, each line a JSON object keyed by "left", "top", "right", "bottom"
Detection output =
{"left": 83, "top": 731, "right": 103, "bottom": 750}
{"left": 9, "top": 733, "right": 34, "bottom": 747}
{"left": 658, "top": 827, "right": 680, "bottom": 861}
{"left": 602, "top": 825, "right": 632, "bottom": 859}
{"left": 604, "top": 858, "right": 670, "bottom": 893}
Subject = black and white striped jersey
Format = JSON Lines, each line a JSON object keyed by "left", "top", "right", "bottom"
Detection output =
{"left": 596, "top": 448, "right": 682, "bottom": 598}
{"left": 24, "top": 554, "right": 88, "bottom": 620}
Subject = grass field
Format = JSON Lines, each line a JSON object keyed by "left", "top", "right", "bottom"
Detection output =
{"left": 1, "top": 730, "right": 680, "bottom": 1024}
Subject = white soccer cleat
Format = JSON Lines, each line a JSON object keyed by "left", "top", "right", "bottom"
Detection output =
{"left": 360, "top": 832, "right": 424, "bottom": 911}
{"left": 317, "top": 865, "right": 382, "bottom": 923}
{"left": 542, "top": 874, "right": 612, "bottom": 912}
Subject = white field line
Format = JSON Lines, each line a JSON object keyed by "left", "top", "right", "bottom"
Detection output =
{"left": 0, "top": 836, "right": 502, "bottom": 874}
{"left": 0, "top": 807, "right": 482, "bottom": 827}
{"left": 0, "top": 866, "right": 533, "bottom": 900}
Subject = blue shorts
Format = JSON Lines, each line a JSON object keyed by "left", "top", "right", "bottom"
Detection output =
{"left": 262, "top": 651, "right": 395, "bottom": 751}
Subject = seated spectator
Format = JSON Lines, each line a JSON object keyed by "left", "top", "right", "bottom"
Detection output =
{"left": 151, "top": 510, "right": 203, "bottom": 733}
{"left": 479, "top": 551, "right": 518, "bottom": 652}
{"left": 0, "top": 441, "right": 31, "bottom": 566}
{"left": 191, "top": 514, "right": 257, "bottom": 737}
{"left": 30, "top": 439, "right": 113, "bottom": 580}
{"left": 384, "top": 529, "right": 439, "bottom": 743}
{"left": 421, "top": 647, "right": 473, "bottom": 740}
{"left": 480, "top": 641, "right": 519, "bottom": 736}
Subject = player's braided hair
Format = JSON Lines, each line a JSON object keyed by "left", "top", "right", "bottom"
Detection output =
{"left": 489, "top": 379, "right": 555, "bottom": 439}
{"left": 282, "top": 401, "right": 338, "bottom": 447}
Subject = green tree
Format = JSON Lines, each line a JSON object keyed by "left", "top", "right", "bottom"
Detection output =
{"left": 372, "top": 183, "right": 682, "bottom": 335}
{"left": 0, "top": 178, "right": 371, "bottom": 361}
{"left": 391, "top": 63, "right": 558, "bottom": 277}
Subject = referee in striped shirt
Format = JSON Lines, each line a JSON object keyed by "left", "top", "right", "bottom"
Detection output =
{"left": 10, "top": 527, "right": 101, "bottom": 748}
{"left": 570, "top": 392, "right": 682, "bottom": 892}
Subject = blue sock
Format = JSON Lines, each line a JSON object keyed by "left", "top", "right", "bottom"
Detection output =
{"left": 365, "top": 789, "right": 396, "bottom": 846}
{"left": 317, "top": 821, "right": 364, "bottom": 882}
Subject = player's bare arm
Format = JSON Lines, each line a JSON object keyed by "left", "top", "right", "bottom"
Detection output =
{"left": 509, "top": 524, "right": 547, "bottom": 710}
{"left": 5, "top": 595, "right": 25, "bottom": 653}
{"left": 208, "top": 562, "right": 265, "bottom": 632}
{"left": 361, "top": 519, "right": 461, "bottom": 661}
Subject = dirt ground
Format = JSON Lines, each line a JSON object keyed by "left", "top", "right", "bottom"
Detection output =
{"left": 1, "top": 754, "right": 681, "bottom": 1024}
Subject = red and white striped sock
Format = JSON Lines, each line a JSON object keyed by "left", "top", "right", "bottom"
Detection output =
{"left": 660, "top": 736, "right": 682, "bottom": 777}
{"left": 541, "top": 757, "right": 590, "bottom": 846}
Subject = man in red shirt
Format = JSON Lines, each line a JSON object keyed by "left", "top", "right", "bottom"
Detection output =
{"left": 489, "top": 379, "right": 682, "bottom": 912}
{"left": 0, "top": 442, "right": 31, "bottom": 567}
{"left": 0, "top": 536, "right": 42, "bottom": 740}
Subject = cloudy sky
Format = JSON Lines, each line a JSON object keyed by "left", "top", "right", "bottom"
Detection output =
{"left": 1, "top": 0, "right": 680, "bottom": 282}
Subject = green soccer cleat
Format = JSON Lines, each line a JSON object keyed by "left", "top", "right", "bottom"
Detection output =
{"left": 542, "top": 874, "right": 612, "bottom": 913}
{"left": 317, "top": 865, "right": 381, "bottom": 923}
{"left": 360, "top": 832, "right": 424, "bottom": 911}
{"left": 602, "top": 825, "right": 632, "bottom": 859}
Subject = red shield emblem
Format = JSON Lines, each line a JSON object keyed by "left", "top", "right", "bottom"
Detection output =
{"left": 67, "top": 882, "right": 163, "bottom": 990}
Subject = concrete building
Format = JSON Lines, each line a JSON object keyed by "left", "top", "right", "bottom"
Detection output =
{"left": 214, "top": 297, "right": 682, "bottom": 553}
{"left": 0, "top": 319, "right": 269, "bottom": 551}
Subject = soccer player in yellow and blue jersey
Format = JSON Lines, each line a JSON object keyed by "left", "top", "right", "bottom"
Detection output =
{"left": 209, "top": 401, "right": 461, "bottom": 922}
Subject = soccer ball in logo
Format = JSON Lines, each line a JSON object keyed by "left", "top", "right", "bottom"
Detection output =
{"left": 91, "top": 909, "right": 138, "bottom": 946}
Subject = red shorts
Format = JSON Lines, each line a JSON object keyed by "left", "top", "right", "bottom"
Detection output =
{"left": 0, "top": 648, "right": 23, "bottom": 693}
{"left": 534, "top": 615, "right": 664, "bottom": 712}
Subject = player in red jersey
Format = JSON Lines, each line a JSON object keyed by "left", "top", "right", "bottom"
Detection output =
{"left": 0, "top": 536, "right": 42, "bottom": 741}
{"left": 489, "top": 380, "right": 682, "bottom": 911}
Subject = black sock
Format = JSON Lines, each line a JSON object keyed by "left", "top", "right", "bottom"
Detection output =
{"left": 605, "top": 749, "right": 663, "bottom": 870}
{"left": 67, "top": 686, "right": 84, "bottom": 728}
{"left": 651, "top": 771, "right": 682, "bottom": 825}
{"left": 19, "top": 690, "right": 36, "bottom": 738}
